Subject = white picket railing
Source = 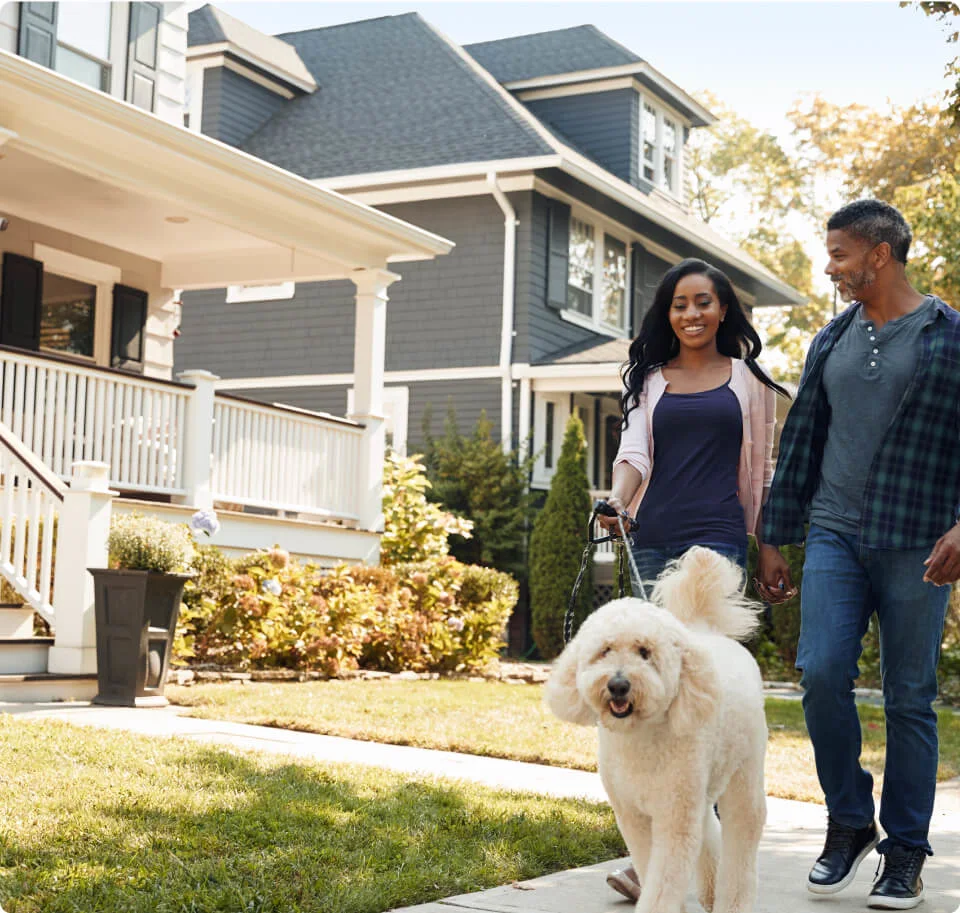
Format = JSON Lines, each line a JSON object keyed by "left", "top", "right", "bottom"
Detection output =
{"left": 212, "top": 395, "right": 363, "bottom": 519}
{"left": 0, "top": 421, "right": 65, "bottom": 625}
{"left": 0, "top": 349, "right": 190, "bottom": 496}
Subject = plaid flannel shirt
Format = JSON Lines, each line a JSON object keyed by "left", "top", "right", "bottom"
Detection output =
{"left": 762, "top": 296, "right": 960, "bottom": 549}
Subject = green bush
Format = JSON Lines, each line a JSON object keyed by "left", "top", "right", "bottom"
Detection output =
{"left": 528, "top": 414, "right": 593, "bottom": 660}
{"left": 174, "top": 548, "right": 518, "bottom": 677}
{"left": 422, "top": 405, "right": 533, "bottom": 583}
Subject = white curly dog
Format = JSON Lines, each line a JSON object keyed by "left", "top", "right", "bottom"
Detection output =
{"left": 545, "top": 546, "right": 767, "bottom": 913}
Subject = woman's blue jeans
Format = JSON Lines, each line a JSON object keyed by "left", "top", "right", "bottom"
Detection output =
{"left": 797, "top": 524, "right": 951, "bottom": 854}
{"left": 629, "top": 539, "right": 748, "bottom": 591}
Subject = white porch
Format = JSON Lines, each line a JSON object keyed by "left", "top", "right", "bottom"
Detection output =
{"left": 0, "top": 49, "right": 452, "bottom": 697}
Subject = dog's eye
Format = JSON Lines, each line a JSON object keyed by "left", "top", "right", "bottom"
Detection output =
{"left": 637, "top": 645, "right": 650, "bottom": 660}
{"left": 599, "top": 646, "right": 611, "bottom": 658}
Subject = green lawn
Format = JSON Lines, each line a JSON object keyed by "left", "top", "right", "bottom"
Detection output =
{"left": 169, "top": 679, "right": 960, "bottom": 804}
{"left": 0, "top": 716, "right": 624, "bottom": 913}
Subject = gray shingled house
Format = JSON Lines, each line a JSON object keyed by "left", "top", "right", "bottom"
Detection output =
{"left": 176, "top": 5, "right": 804, "bottom": 500}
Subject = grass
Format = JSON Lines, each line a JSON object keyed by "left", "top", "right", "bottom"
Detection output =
{"left": 0, "top": 716, "right": 624, "bottom": 913}
{"left": 169, "top": 679, "right": 960, "bottom": 804}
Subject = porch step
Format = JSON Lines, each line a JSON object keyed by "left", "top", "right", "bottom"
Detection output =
{"left": 0, "top": 604, "right": 37, "bottom": 638}
{"left": 0, "top": 637, "right": 54, "bottom": 675}
{"left": 0, "top": 672, "right": 97, "bottom": 703}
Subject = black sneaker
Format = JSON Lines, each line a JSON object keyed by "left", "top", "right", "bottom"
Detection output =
{"left": 867, "top": 844, "right": 926, "bottom": 909}
{"left": 807, "top": 816, "right": 879, "bottom": 894}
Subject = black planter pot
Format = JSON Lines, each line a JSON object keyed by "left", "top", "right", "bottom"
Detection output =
{"left": 88, "top": 568, "right": 191, "bottom": 707}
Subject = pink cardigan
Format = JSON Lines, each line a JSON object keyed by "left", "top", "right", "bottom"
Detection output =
{"left": 613, "top": 359, "right": 776, "bottom": 537}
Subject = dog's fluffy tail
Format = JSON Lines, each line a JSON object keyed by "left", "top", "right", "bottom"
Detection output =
{"left": 651, "top": 546, "right": 762, "bottom": 641}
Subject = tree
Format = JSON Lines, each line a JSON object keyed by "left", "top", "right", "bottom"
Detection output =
{"left": 421, "top": 404, "right": 533, "bottom": 582}
{"left": 528, "top": 414, "right": 593, "bottom": 659}
{"left": 789, "top": 94, "right": 960, "bottom": 306}
{"left": 904, "top": 2, "right": 960, "bottom": 123}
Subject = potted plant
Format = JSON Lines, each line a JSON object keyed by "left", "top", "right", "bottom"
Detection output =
{"left": 89, "top": 510, "right": 218, "bottom": 707}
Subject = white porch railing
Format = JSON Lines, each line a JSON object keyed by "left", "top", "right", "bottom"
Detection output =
{"left": 212, "top": 394, "right": 363, "bottom": 519}
{"left": 0, "top": 420, "right": 66, "bottom": 624}
{"left": 0, "top": 350, "right": 367, "bottom": 524}
{"left": 0, "top": 348, "right": 189, "bottom": 496}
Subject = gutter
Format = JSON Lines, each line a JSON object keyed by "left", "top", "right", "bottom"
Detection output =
{"left": 487, "top": 172, "right": 518, "bottom": 454}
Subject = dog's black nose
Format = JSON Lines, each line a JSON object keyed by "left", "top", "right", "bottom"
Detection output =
{"left": 607, "top": 674, "right": 630, "bottom": 700}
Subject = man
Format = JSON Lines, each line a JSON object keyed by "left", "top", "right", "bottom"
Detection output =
{"left": 758, "top": 199, "right": 960, "bottom": 909}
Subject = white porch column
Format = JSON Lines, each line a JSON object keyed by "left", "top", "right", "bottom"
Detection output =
{"left": 347, "top": 268, "right": 400, "bottom": 538}
{"left": 47, "top": 462, "right": 115, "bottom": 675}
{"left": 175, "top": 369, "right": 219, "bottom": 509}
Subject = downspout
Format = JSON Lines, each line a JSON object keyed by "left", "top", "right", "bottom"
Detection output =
{"left": 487, "top": 172, "right": 517, "bottom": 454}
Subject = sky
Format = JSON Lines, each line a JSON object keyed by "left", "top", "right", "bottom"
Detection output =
{"left": 203, "top": 0, "right": 958, "bottom": 141}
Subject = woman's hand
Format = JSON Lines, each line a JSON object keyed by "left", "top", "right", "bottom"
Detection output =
{"left": 597, "top": 496, "right": 632, "bottom": 535}
{"left": 755, "top": 543, "right": 797, "bottom": 604}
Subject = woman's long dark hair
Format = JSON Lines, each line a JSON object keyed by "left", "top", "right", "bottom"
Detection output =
{"left": 621, "top": 258, "right": 791, "bottom": 428}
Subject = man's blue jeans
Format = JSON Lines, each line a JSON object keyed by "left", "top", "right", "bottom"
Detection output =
{"left": 797, "top": 523, "right": 951, "bottom": 854}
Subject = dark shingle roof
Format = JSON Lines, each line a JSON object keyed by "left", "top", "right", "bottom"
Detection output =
{"left": 536, "top": 336, "right": 632, "bottom": 366}
{"left": 465, "top": 25, "right": 642, "bottom": 84}
{"left": 238, "top": 13, "right": 554, "bottom": 180}
{"left": 187, "top": 6, "right": 227, "bottom": 47}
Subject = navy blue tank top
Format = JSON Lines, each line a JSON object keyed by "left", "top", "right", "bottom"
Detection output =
{"left": 631, "top": 381, "right": 745, "bottom": 550}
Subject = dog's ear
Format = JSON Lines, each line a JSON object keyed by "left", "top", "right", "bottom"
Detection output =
{"left": 667, "top": 636, "right": 719, "bottom": 737}
{"left": 544, "top": 636, "right": 596, "bottom": 726}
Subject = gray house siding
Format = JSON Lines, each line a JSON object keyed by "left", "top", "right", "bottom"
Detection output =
{"left": 175, "top": 195, "right": 507, "bottom": 381}
{"left": 525, "top": 89, "right": 637, "bottom": 186}
{"left": 201, "top": 66, "right": 287, "bottom": 147}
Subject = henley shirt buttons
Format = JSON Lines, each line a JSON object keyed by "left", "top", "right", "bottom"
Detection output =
{"left": 870, "top": 361, "right": 877, "bottom": 367}
{"left": 873, "top": 348, "right": 879, "bottom": 354}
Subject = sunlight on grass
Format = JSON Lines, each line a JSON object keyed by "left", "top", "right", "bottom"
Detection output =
{"left": 0, "top": 717, "right": 624, "bottom": 913}
{"left": 169, "top": 680, "right": 960, "bottom": 805}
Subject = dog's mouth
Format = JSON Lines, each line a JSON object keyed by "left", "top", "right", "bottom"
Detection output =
{"left": 608, "top": 698, "right": 634, "bottom": 718}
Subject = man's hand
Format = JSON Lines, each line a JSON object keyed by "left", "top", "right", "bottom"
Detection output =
{"left": 755, "top": 543, "right": 797, "bottom": 604}
{"left": 923, "top": 524, "right": 960, "bottom": 586}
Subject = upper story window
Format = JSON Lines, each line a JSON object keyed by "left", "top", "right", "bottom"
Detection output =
{"left": 56, "top": 2, "right": 112, "bottom": 92}
{"left": 564, "top": 211, "right": 629, "bottom": 336}
{"left": 639, "top": 96, "right": 683, "bottom": 198}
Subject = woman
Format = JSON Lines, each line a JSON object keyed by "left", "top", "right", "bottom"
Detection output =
{"left": 599, "top": 257, "right": 790, "bottom": 900}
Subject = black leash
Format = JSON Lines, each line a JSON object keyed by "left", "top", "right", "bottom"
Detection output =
{"left": 563, "top": 501, "right": 644, "bottom": 644}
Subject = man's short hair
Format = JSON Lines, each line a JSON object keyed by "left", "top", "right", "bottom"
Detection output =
{"left": 827, "top": 200, "right": 912, "bottom": 264}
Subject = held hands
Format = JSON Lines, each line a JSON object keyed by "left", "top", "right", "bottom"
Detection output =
{"left": 923, "top": 524, "right": 960, "bottom": 586}
{"left": 755, "top": 543, "right": 798, "bottom": 604}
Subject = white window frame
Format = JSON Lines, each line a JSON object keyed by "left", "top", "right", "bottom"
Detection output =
{"left": 54, "top": 2, "right": 114, "bottom": 93}
{"left": 561, "top": 210, "right": 631, "bottom": 338}
{"left": 33, "top": 244, "right": 120, "bottom": 367}
{"left": 637, "top": 93, "right": 685, "bottom": 199}
{"left": 226, "top": 282, "right": 296, "bottom": 304}
{"left": 532, "top": 392, "right": 569, "bottom": 489}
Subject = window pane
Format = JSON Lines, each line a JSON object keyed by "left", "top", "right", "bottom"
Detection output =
{"left": 663, "top": 118, "right": 677, "bottom": 156}
{"left": 544, "top": 402, "right": 555, "bottom": 469}
{"left": 58, "top": 2, "right": 111, "bottom": 59}
{"left": 602, "top": 235, "right": 627, "bottom": 328}
{"left": 663, "top": 155, "right": 675, "bottom": 191}
{"left": 568, "top": 217, "right": 595, "bottom": 316}
{"left": 642, "top": 103, "right": 656, "bottom": 180}
{"left": 55, "top": 45, "right": 108, "bottom": 91}
{"left": 41, "top": 273, "right": 96, "bottom": 357}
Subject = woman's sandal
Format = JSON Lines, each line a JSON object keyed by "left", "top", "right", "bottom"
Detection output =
{"left": 605, "top": 865, "right": 641, "bottom": 901}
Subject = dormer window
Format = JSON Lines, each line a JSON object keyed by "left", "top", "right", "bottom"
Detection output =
{"left": 639, "top": 96, "right": 683, "bottom": 198}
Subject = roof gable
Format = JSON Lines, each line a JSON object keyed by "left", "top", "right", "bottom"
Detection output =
{"left": 239, "top": 13, "right": 553, "bottom": 180}
{"left": 465, "top": 25, "right": 642, "bottom": 84}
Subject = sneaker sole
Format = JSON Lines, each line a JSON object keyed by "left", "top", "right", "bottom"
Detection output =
{"left": 866, "top": 886, "right": 925, "bottom": 910}
{"left": 807, "top": 834, "right": 880, "bottom": 895}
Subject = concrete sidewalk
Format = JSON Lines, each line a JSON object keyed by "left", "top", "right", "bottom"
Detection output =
{"left": 4, "top": 701, "right": 960, "bottom": 913}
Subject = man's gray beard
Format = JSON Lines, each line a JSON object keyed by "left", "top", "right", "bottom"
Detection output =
{"left": 838, "top": 268, "right": 876, "bottom": 302}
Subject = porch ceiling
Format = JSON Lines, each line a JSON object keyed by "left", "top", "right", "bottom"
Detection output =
{"left": 0, "top": 50, "right": 453, "bottom": 290}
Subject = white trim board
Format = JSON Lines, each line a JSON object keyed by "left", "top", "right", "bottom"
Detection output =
{"left": 215, "top": 365, "right": 505, "bottom": 390}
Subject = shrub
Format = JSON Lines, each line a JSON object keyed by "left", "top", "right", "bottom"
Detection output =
{"left": 528, "top": 414, "right": 593, "bottom": 660}
{"left": 380, "top": 452, "right": 472, "bottom": 566}
{"left": 422, "top": 405, "right": 533, "bottom": 582}
{"left": 175, "top": 548, "right": 518, "bottom": 676}
{"left": 108, "top": 512, "right": 195, "bottom": 573}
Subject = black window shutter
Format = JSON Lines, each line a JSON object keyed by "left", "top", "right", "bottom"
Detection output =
{"left": 18, "top": 2, "right": 58, "bottom": 69}
{"left": 545, "top": 199, "right": 571, "bottom": 311}
{"left": 126, "top": 3, "right": 161, "bottom": 112}
{"left": 631, "top": 242, "right": 666, "bottom": 334}
{"left": 111, "top": 284, "right": 147, "bottom": 372}
{"left": 0, "top": 253, "right": 43, "bottom": 350}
